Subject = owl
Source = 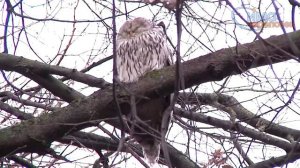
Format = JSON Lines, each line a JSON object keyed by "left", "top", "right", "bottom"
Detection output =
{"left": 116, "top": 17, "right": 172, "bottom": 164}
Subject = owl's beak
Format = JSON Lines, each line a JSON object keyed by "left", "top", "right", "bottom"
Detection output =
{"left": 129, "top": 31, "right": 135, "bottom": 37}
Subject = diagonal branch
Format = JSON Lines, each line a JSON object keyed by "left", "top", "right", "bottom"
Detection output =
{"left": 181, "top": 93, "right": 300, "bottom": 143}
{"left": 0, "top": 30, "right": 299, "bottom": 158}
{"left": 174, "top": 108, "right": 294, "bottom": 152}
{"left": 246, "top": 152, "right": 300, "bottom": 168}
{"left": 0, "top": 54, "right": 110, "bottom": 90}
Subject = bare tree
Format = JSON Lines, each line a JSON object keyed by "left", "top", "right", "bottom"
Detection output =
{"left": 0, "top": 0, "right": 299, "bottom": 167}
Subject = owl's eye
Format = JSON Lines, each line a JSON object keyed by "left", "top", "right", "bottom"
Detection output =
{"left": 132, "top": 26, "right": 138, "bottom": 32}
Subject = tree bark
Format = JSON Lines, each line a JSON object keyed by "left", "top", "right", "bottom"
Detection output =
{"left": 0, "top": 29, "right": 299, "bottom": 162}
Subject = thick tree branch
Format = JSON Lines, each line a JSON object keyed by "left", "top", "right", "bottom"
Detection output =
{"left": 25, "top": 73, "right": 85, "bottom": 102}
{"left": 180, "top": 93, "right": 300, "bottom": 143}
{"left": 0, "top": 54, "right": 110, "bottom": 88}
{"left": 0, "top": 91, "right": 57, "bottom": 111}
{"left": 0, "top": 30, "right": 299, "bottom": 159}
{"left": 7, "top": 155, "right": 37, "bottom": 168}
{"left": 0, "top": 101, "right": 199, "bottom": 167}
{"left": 0, "top": 101, "right": 33, "bottom": 120}
{"left": 174, "top": 108, "right": 294, "bottom": 152}
{"left": 60, "top": 132, "right": 200, "bottom": 168}
{"left": 246, "top": 152, "right": 300, "bottom": 168}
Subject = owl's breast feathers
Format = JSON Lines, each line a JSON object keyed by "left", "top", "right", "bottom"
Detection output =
{"left": 116, "top": 26, "right": 171, "bottom": 83}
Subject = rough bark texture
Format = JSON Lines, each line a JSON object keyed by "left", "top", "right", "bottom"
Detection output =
{"left": 0, "top": 30, "right": 299, "bottom": 167}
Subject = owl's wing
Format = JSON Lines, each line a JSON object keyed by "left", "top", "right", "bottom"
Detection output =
{"left": 165, "top": 49, "right": 174, "bottom": 67}
{"left": 157, "top": 21, "right": 174, "bottom": 68}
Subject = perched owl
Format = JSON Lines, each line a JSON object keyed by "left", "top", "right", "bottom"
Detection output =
{"left": 116, "top": 17, "right": 172, "bottom": 164}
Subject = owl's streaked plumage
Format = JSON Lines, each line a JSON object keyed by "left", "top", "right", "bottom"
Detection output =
{"left": 117, "top": 17, "right": 171, "bottom": 83}
{"left": 116, "top": 17, "right": 172, "bottom": 164}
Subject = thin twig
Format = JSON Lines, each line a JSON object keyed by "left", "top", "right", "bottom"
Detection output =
{"left": 111, "top": 0, "right": 127, "bottom": 165}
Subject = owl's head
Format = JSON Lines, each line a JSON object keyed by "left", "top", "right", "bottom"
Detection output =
{"left": 118, "top": 17, "right": 154, "bottom": 39}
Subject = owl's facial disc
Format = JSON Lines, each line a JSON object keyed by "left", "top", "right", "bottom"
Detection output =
{"left": 118, "top": 18, "right": 154, "bottom": 39}
{"left": 128, "top": 18, "right": 153, "bottom": 36}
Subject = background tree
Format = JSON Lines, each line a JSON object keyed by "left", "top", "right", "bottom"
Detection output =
{"left": 0, "top": 0, "right": 299, "bottom": 167}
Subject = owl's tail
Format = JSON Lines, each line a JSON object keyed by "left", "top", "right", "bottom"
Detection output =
{"left": 141, "top": 140, "right": 161, "bottom": 165}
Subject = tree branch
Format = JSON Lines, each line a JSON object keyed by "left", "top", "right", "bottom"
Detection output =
{"left": 246, "top": 152, "right": 300, "bottom": 168}
{"left": 0, "top": 29, "right": 299, "bottom": 159}
{"left": 180, "top": 93, "right": 300, "bottom": 144}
